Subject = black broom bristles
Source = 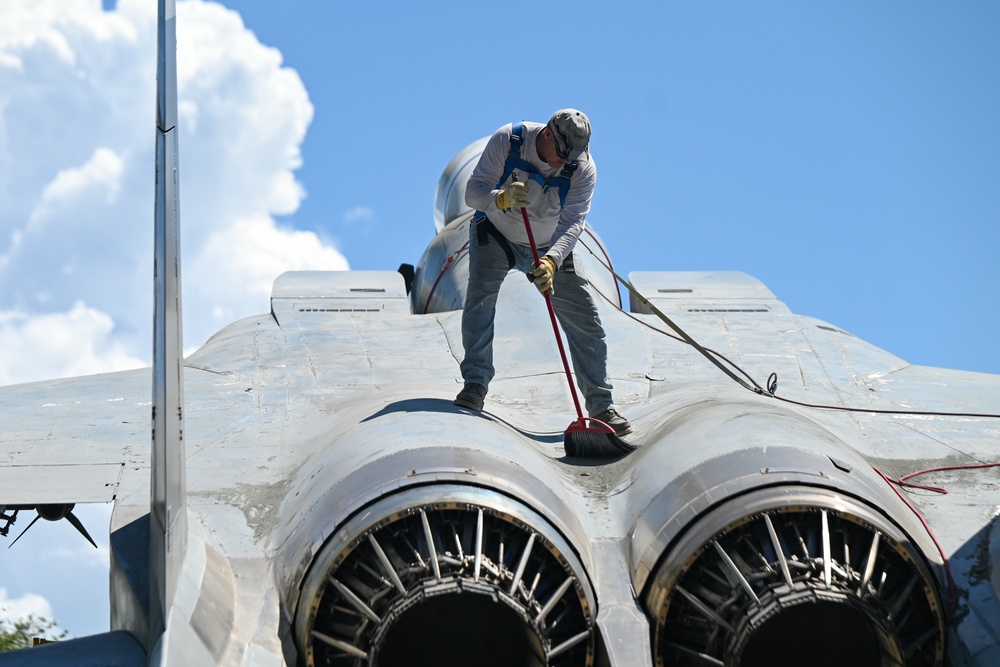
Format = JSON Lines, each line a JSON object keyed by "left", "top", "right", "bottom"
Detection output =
{"left": 564, "top": 418, "right": 636, "bottom": 459}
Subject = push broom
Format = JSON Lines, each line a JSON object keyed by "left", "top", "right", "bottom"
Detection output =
{"left": 519, "top": 206, "right": 635, "bottom": 459}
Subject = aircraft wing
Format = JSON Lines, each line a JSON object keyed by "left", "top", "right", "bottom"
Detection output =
{"left": 0, "top": 370, "right": 147, "bottom": 547}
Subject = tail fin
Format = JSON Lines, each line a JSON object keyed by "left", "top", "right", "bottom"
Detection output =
{"left": 150, "top": 0, "right": 187, "bottom": 648}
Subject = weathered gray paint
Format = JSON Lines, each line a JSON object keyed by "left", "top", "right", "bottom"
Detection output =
{"left": 3, "top": 251, "right": 1000, "bottom": 666}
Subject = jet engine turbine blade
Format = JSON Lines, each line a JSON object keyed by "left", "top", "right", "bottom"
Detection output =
{"left": 643, "top": 487, "right": 945, "bottom": 667}
{"left": 295, "top": 484, "right": 596, "bottom": 667}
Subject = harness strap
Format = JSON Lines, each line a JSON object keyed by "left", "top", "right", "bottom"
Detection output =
{"left": 471, "top": 121, "right": 580, "bottom": 267}
{"left": 495, "top": 122, "right": 578, "bottom": 208}
{"left": 474, "top": 213, "right": 515, "bottom": 270}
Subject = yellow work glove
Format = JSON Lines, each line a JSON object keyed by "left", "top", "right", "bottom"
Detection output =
{"left": 531, "top": 256, "right": 557, "bottom": 294}
{"left": 495, "top": 181, "right": 530, "bottom": 211}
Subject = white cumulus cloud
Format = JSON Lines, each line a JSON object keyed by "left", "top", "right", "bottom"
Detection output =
{"left": 0, "top": 302, "right": 144, "bottom": 386}
{"left": 343, "top": 205, "right": 376, "bottom": 227}
{"left": 0, "top": 0, "right": 347, "bottom": 384}
{"left": 27, "top": 147, "right": 124, "bottom": 231}
{"left": 0, "top": 0, "right": 346, "bottom": 637}
{"left": 0, "top": 588, "right": 55, "bottom": 623}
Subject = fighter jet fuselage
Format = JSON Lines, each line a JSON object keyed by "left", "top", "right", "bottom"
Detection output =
{"left": 2, "top": 6, "right": 1000, "bottom": 666}
{"left": 6, "top": 131, "right": 1000, "bottom": 666}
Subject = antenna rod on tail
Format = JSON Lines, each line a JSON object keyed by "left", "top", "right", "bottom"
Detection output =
{"left": 150, "top": 0, "right": 187, "bottom": 650}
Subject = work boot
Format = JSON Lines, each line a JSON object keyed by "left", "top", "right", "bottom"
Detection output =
{"left": 454, "top": 383, "right": 487, "bottom": 411}
{"left": 591, "top": 408, "right": 633, "bottom": 436}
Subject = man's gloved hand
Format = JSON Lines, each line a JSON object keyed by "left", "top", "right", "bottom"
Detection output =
{"left": 531, "top": 256, "right": 557, "bottom": 294}
{"left": 495, "top": 181, "right": 530, "bottom": 211}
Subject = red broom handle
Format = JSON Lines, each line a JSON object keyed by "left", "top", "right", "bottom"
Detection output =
{"left": 520, "top": 207, "right": 586, "bottom": 421}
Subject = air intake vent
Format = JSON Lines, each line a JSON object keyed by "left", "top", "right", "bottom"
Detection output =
{"left": 627, "top": 272, "right": 789, "bottom": 316}
{"left": 298, "top": 308, "right": 382, "bottom": 313}
{"left": 271, "top": 271, "right": 409, "bottom": 326}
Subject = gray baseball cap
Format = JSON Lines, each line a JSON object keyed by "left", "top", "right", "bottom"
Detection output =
{"left": 548, "top": 108, "right": 591, "bottom": 161}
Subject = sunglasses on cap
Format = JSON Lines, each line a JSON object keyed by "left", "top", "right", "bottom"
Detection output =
{"left": 549, "top": 122, "right": 578, "bottom": 161}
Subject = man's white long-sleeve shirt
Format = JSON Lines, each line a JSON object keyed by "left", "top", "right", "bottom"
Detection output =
{"left": 464, "top": 122, "right": 597, "bottom": 267}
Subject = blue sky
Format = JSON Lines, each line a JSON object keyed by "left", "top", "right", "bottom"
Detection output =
{"left": 1, "top": 0, "right": 997, "bottom": 641}
{"left": 222, "top": 0, "right": 1000, "bottom": 375}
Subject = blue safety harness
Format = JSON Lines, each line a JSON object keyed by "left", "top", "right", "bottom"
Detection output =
{"left": 495, "top": 121, "right": 578, "bottom": 207}
{"left": 474, "top": 122, "right": 578, "bottom": 269}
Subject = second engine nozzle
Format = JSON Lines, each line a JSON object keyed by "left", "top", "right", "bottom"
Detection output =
{"left": 295, "top": 484, "right": 596, "bottom": 667}
{"left": 643, "top": 486, "right": 945, "bottom": 667}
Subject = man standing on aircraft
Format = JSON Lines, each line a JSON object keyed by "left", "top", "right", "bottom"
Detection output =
{"left": 453, "top": 109, "right": 632, "bottom": 436}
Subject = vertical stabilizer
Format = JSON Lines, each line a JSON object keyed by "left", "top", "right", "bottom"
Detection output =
{"left": 150, "top": 0, "right": 187, "bottom": 650}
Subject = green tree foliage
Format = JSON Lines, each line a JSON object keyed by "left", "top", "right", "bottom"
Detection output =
{"left": 0, "top": 612, "right": 67, "bottom": 652}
